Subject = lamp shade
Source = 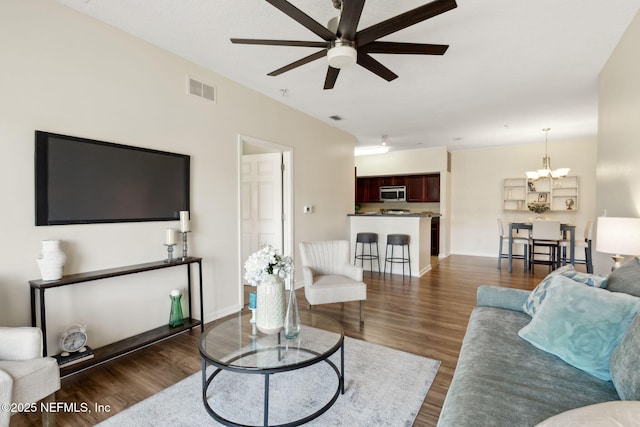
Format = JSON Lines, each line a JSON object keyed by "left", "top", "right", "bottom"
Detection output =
{"left": 595, "top": 217, "right": 640, "bottom": 255}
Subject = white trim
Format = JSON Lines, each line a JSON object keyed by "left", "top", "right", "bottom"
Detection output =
{"left": 237, "top": 134, "right": 294, "bottom": 306}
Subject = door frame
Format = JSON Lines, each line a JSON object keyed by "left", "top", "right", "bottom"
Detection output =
{"left": 237, "top": 134, "right": 294, "bottom": 305}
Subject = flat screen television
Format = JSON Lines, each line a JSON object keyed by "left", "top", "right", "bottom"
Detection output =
{"left": 35, "top": 131, "right": 190, "bottom": 226}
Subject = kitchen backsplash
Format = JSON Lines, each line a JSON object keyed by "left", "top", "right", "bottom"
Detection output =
{"left": 357, "top": 202, "right": 440, "bottom": 214}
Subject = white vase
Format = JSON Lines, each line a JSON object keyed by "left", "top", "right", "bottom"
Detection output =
{"left": 37, "top": 240, "right": 66, "bottom": 281}
{"left": 256, "top": 275, "right": 286, "bottom": 334}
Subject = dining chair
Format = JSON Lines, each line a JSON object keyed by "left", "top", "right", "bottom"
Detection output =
{"left": 529, "top": 220, "right": 561, "bottom": 273}
{"left": 559, "top": 219, "right": 594, "bottom": 273}
{"left": 497, "top": 219, "right": 529, "bottom": 270}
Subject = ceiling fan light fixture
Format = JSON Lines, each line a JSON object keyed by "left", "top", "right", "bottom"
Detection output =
{"left": 327, "top": 41, "right": 357, "bottom": 69}
{"left": 327, "top": 16, "right": 340, "bottom": 34}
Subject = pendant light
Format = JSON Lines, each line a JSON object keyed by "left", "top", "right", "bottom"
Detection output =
{"left": 526, "top": 128, "right": 569, "bottom": 180}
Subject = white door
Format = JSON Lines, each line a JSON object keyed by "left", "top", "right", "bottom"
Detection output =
{"left": 241, "top": 152, "right": 283, "bottom": 282}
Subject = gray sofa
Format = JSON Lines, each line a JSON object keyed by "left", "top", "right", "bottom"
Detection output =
{"left": 438, "top": 259, "right": 640, "bottom": 426}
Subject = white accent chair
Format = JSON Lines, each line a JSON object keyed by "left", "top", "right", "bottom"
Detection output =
{"left": 298, "top": 240, "right": 367, "bottom": 322}
{"left": 0, "top": 327, "right": 60, "bottom": 427}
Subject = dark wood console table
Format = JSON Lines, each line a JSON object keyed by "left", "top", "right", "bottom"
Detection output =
{"left": 29, "top": 257, "right": 204, "bottom": 377}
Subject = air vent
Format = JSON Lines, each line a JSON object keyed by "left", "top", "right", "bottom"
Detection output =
{"left": 187, "top": 76, "right": 216, "bottom": 103}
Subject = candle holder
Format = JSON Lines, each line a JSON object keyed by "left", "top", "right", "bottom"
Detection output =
{"left": 249, "top": 323, "right": 258, "bottom": 349}
{"left": 164, "top": 243, "right": 176, "bottom": 263}
{"left": 181, "top": 231, "right": 191, "bottom": 260}
{"left": 249, "top": 291, "right": 257, "bottom": 323}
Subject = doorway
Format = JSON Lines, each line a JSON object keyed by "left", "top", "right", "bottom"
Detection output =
{"left": 238, "top": 135, "right": 293, "bottom": 304}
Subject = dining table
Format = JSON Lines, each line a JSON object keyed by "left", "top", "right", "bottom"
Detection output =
{"left": 507, "top": 222, "right": 576, "bottom": 273}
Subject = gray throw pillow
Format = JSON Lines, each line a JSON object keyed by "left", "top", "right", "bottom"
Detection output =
{"left": 606, "top": 257, "right": 640, "bottom": 297}
{"left": 610, "top": 314, "right": 640, "bottom": 400}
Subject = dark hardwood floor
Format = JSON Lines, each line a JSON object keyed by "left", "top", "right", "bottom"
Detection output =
{"left": 12, "top": 255, "right": 547, "bottom": 427}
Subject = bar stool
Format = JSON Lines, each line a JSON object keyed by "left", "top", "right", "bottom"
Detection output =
{"left": 354, "top": 232, "right": 380, "bottom": 276}
{"left": 384, "top": 234, "right": 411, "bottom": 279}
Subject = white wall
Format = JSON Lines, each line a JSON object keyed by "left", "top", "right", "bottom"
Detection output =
{"left": 0, "top": 0, "right": 356, "bottom": 352}
{"left": 596, "top": 10, "right": 640, "bottom": 272}
{"left": 451, "top": 138, "right": 597, "bottom": 257}
{"left": 355, "top": 146, "right": 448, "bottom": 176}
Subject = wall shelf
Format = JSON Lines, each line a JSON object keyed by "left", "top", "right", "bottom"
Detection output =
{"left": 29, "top": 257, "right": 204, "bottom": 377}
{"left": 503, "top": 176, "right": 578, "bottom": 212}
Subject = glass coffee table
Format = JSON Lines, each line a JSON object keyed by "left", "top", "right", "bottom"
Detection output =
{"left": 199, "top": 309, "right": 344, "bottom": 427}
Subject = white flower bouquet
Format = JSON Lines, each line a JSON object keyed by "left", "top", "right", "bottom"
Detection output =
{"left": 244, "top": 244, "right": 294, "bottom": 286}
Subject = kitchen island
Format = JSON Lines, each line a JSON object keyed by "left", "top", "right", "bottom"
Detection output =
{"left": 348, "top": 213, "right": 433, "bottom": 277}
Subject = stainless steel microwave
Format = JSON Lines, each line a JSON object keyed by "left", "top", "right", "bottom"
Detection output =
{"left": 379, "top": 186, "right": 406, "bottom": 202}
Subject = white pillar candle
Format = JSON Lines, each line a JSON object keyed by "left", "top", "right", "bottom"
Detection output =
{"left": 180, "top": 211, "right": 190, "bottom": 232}
{"left": 165, "top": 228, "right": 176, "bottom": 245}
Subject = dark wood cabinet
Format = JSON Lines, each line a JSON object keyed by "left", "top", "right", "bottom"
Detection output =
{"left": 356, "top": 177, "right": 381, "bottom": 203}
{"left": 379, "top": 175, "right": 406, "bottom": 187}
{"left": 424, "top": 174, "right": 440, "bottom": 202}
{"left": 431, "top": 219, "right": 440, "bottom": 256}
{"left": 356, "top": 177, "right": 368, "bottom": 203}
{"left": 406, "top": 173, "right": 440, "bottom": 202}
{"left": 406, "top": 175, "right": 425, "bottom": 202}
{"left": 356, "top": 173, "right": 440, "bottom": 203}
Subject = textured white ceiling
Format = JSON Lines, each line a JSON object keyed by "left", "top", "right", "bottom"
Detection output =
{"left": 54, "top": 0, "right": 640, "bottom": 151}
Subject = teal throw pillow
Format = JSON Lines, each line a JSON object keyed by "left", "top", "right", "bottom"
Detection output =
{"left": 522, "top": 265, "right": 575, "bottom": 317}
{"left": 518, "top": 275, "right": 640, "bottom": 381}
{"left": 560, "top": 270, "right": 608, "bottom": 288}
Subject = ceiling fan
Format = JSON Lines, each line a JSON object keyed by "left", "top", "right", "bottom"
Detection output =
{"left": 231, "top": 0, "right": 457, "bottom": 90}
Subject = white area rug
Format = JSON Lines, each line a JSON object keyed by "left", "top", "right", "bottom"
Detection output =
{"left": 97, "top": 337, "right": 440, "bottom": 426}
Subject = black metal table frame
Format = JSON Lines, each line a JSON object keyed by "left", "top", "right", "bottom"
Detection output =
{"left": 200, "top": 331, "right": 345, "bottom": 427}
{"left": 29, "top": 257, "right": 204, "bottom": 357}
{"left": 507, "top": 222, "right": 576, "bottom": 273}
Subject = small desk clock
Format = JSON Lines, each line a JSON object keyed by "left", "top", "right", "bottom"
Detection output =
{"left": 59, "top": 324, "right": 88, "bottom": 356}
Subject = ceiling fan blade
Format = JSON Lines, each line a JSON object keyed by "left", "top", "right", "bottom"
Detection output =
{"left": 267, "top": 49, "right": 327, "bottom": 76}
{"left": 361, "top": 41, "right": 449, "bottom": 55}
{"left": 337, "top": 0, "right": 366, "bottom": 40}
{"left": 356, "top": 0, "right": 457, "bottom": 47}
{"left": 231, "top": 38, "right": 327, "bottom": 48}
{"left": 324, "top": 67, "right": 340, "bottom": 90}
{"left": 357, "top": 52, "right": 398, "bottom": 82}
{"left": 265, "top": 0, "right": 336, "bottom": 42}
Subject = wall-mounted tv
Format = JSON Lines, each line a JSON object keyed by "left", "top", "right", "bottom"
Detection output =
{"left": 35, "top": 131, "right": 190, "bottom": 226}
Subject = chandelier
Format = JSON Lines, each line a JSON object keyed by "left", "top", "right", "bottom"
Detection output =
{"left": 526, "top": 128, "right": 570, "bottom": 180}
